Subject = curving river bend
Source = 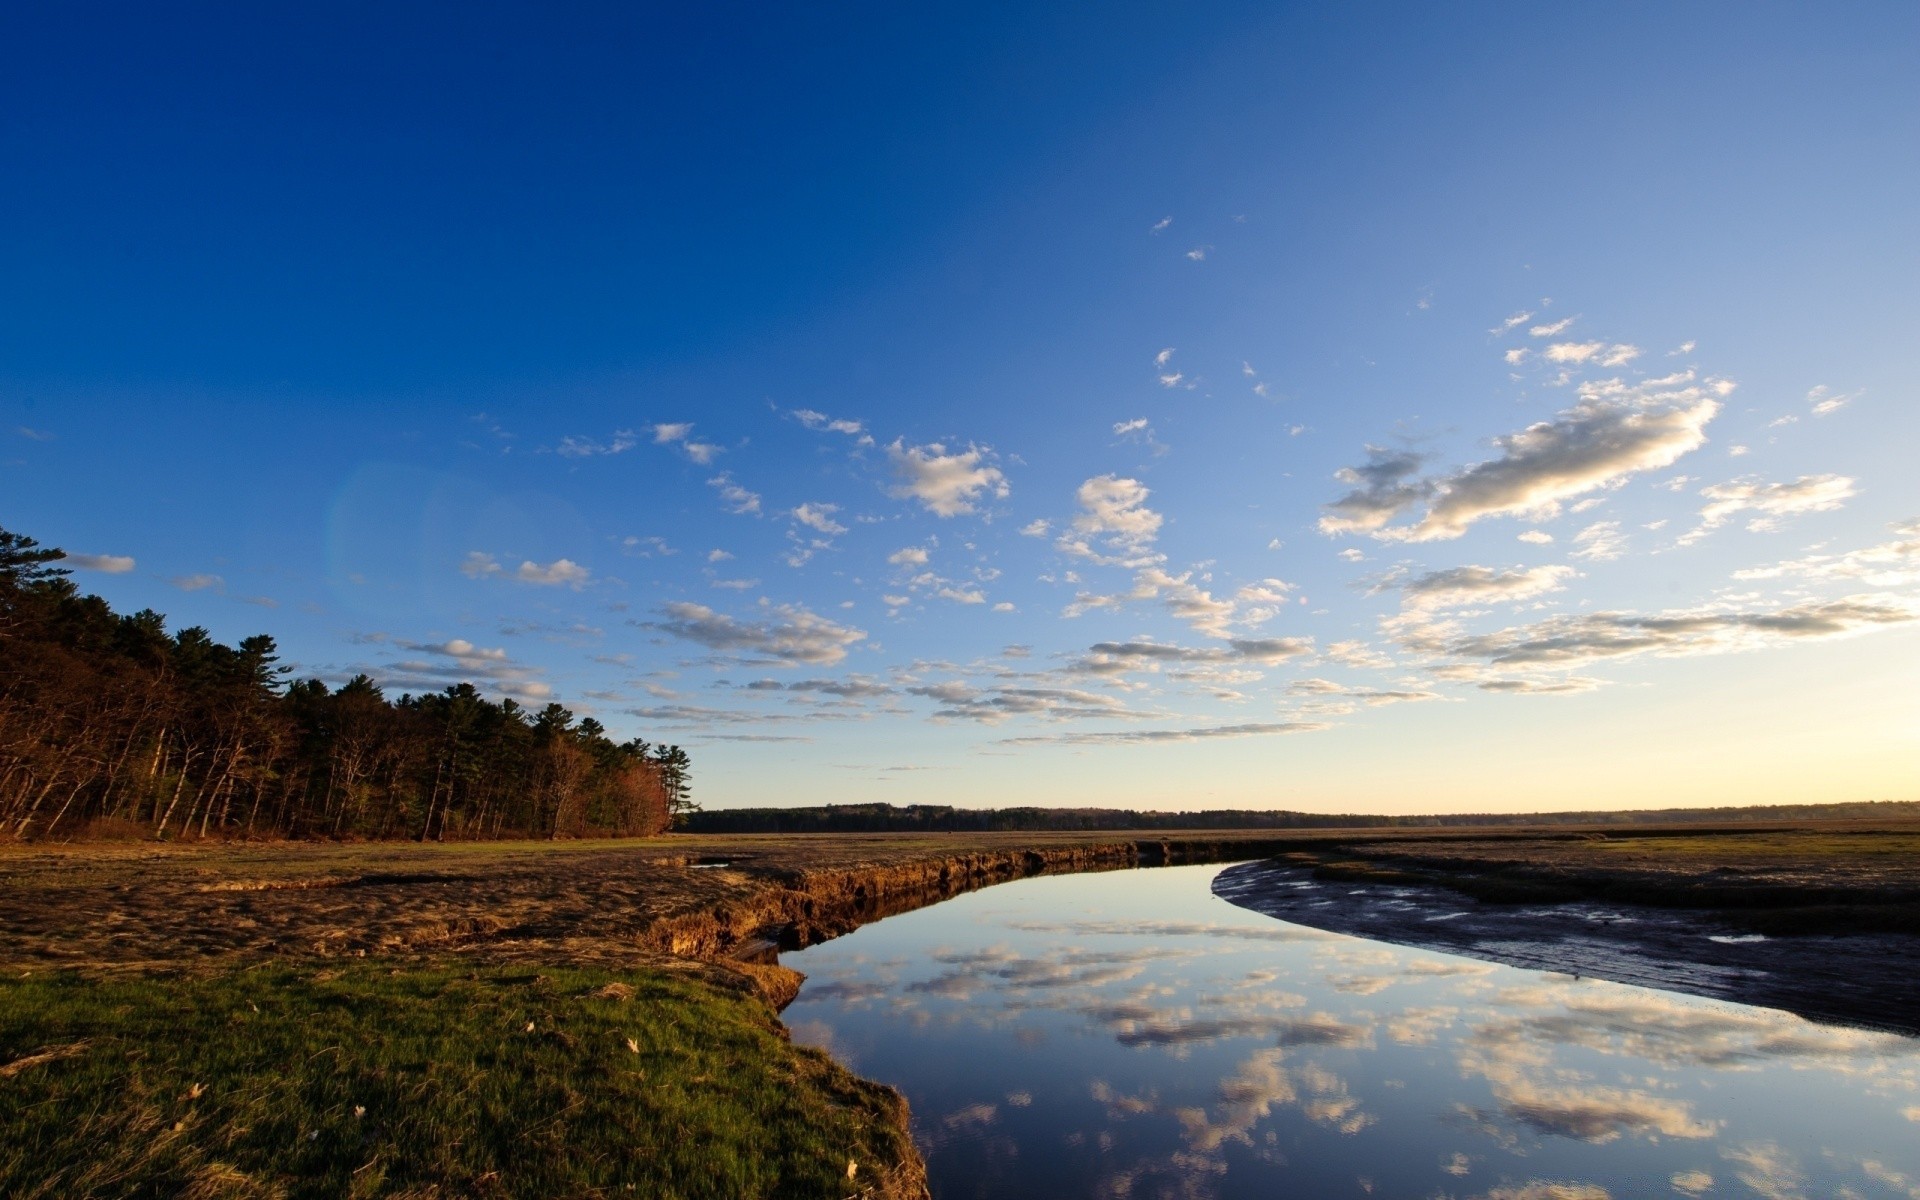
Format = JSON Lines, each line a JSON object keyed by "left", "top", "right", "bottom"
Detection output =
{"left": 782, "top": 863, "right": 1920, "bottom": 1200}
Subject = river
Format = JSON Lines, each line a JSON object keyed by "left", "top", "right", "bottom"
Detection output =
{"left": 781, "top": 863, "right": 1920, "bottom": 1200}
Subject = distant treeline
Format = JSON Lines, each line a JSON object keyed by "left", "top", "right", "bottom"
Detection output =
{"left": 0, "top": 525, "right": 692, "bottom": 841}
{"left": 685, "top": 799, "right": 1920, "bottom": 835}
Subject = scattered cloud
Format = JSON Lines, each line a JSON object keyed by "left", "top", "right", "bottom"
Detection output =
{"left": 654, "top": 422, "right": 721, "bottom": 463}
{"left": 1733, "top": 518, "right": 1920, "bottom": 586}
{"left": 1570, "top": 521, "right": 1627, "bottom": 561}
{"left": 1427, "top": 594, "right": 1916, "bottom": 670}
{"left": 888, "top": 546, "right": 930, "bottom": 566}
{"left": 1806, "top": 385, "right": 1853, "bottom": 417}
{"left": 65, "top": 552, "right": 136, "bottom": 573}
{"left": 557, "top": 430, "right": 637, "bottom": 457}
{"left": 170, "top": 573, "right": 223, "bottom": 592}
{"left": 792, "top": 408, "right": 867, "bottom": 437}
{"left": 1543, "top": 341, "right": 1641, "bottom": 367}
{"left": 708, "top": 472, "right": 763, "bottom": 515}
{"left": 791, "top": 502, "right": 848, "bottom": 536}
{"left": 515, "top": 558, "right": 591, "bottom": 587}
{"left": 646, "top": 601, "right": 868, "bottom": 666}
{"left": 1397, "top": 564, "right": 1578, "bottom": 610}
{"left": 1680, "top": 474, "right": 1855, "bottom": 544}
{"left": 887, "top": 440, "right": 1009, "bottom": 517}
{"left": 999, "top": 720, "right": 1329, "bottom": 746}
{"left": 1529, "top": 318, "right": 1573, "bottom": 337}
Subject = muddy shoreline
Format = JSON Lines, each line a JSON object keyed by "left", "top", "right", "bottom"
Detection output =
{"left": 1213, "top": 859, "right": 1920, "bottom": 1036}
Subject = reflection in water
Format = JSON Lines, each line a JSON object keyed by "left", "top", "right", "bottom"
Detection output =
{"left": 782, "top": 865, "right": 1920, "bottom": 1200}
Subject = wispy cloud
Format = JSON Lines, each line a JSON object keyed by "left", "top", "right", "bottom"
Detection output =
{"left": 999, "top": 720, "right": 1330, "bottom": 746}
{"left": 1680, "top": 475, "right": 1855, "bottom": 544}
{"left": 645, "top": 601, "right": 868, "bottom": 666}
{"left": 707, "top": 472, "right": 763, "bottom": 515}
{"left": 65, "top": 552, "right": 136, "bottom": 573}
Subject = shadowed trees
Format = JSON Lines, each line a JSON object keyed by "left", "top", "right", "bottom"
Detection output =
{"left": 0, "top": 523, "right": 680, "bottom": 841}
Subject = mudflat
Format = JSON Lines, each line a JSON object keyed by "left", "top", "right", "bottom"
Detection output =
{"left": 1212, "top": 821, "right": 1920, "bottom": 1035}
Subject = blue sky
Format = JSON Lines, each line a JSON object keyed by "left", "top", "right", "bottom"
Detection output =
{"left": 5, "top": 3, "right": 1917, "bottom": 812}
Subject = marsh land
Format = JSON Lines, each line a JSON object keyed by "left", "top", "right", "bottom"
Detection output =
{"left": 3, "top": 821, "right": 1916, "bottom": 1197}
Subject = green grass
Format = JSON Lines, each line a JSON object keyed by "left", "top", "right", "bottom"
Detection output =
{"left": 0, "top": 962, "right": 912, "bottom": 1199}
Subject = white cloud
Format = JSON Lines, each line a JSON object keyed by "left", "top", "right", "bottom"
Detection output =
{"left": 516, "top": 558, "right": 591, "bottom": 588}
{"left": 992, "top": 601, "right": 1015, "bottom": 612}
{"left": 791, "top": 502, "right": 848, "bottom": 536}
{"left": 887, "top": 440, "right": 1009, "bottom": 517}
{"left": 1504, "top": 348, "right": 1529, "bottom": 365}
{"left": 888, "top": 546, "right": 930, "bottom": 566}
{"left": 1529, "top": 318, "right": 1574, "bottom": 337}
{"left": 1807, "top": 385, "right": 1853, "bottom": 417}
{"left": 557, "top": 430, "right": 637, "bottom": 457}
{"left": 1571, "top": 521, "right": 1627, "bottom": 561}
{"left": 792, "top": 408, "right": 866, "bottom": 436}
{"left": 1154, "top": 348, "right": 1174, "bottom": 368}
{"left": 372, "top": 636, "right": 553, "bottom": 703}
{"left": 1398, "top": 564, "right": 1578, "bottom": 610}
{"left": 1681, "top": 474, "right": 1856, "bottom": 544}
{"left": 460, "top": 551, "right": 503, "bottom": 579}
{"left": 170, "top": 573, "right": 223, "bottom": 592}
{"left": 707, "top": 549, "right": 733, "bottom": 562}
{"left": 1431, "top": 594, "right": 1916, "bottom": 670}
{"left": 1494, "top": 311, "right": 1533, "bottom": 334}
{"left": 65, "top": 553, "right": 136, "bottom": 573}
{"left": 1543, "top": 341, "right": 1640, "bottom": 367}
{"left": 1518, "top": 530, "right": 1555, "bottom": 545}
{"left": 1158, "top": 372, "right": 1185, "bottom": 388}
{"left": 1113, "top": 417, "right": 1149, "bottom": 436}
{"left": 1186, "top": 246, "right": 1209, "bottom": 261}
{"left": 1064, "top": 567, "right": 1247, "bottom": 639}
{"left": 1150, "top": 216, "right": 1171, "bottom": 233}
{"left": 707, "top": 472, "right": 763, "bottom": 515}
{"left": 1073, "top": 475, "right": 1163, "bottom": 547}
{"left": 653, "top": 422, "right": 720, "bottom": 463}
{"left": 620, "top": 535, "right": 675, "bottom": 557}
{"left": 648, "top": 601, "right": 868, "bottom": 666}
{"left": 999, "top": 720, "right": 1329, "bottom": 746}
{"left": 1733, "top": 518, "right": 1920, "bottom": 586}
{"left": 1325, "top": 372, "right": 1724, "bottom": 541}
{"left": 1019, "top": 519, "right": 1051, "bottom": 538}
{"left": 937, "top": 586, "right": 986, "bottom": 605}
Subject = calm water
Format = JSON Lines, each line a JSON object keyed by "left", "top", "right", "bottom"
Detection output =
{"left": 782, "top": 864, "right": 1920, "bottom": 1200}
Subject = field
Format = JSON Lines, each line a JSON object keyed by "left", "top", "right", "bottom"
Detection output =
{"left": 3, "top": 822, "right": 1915, "bottom": 1197}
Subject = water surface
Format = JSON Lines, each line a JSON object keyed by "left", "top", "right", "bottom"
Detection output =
{"left": 783, "top": 864, "right": 1920, "bottom": 1199}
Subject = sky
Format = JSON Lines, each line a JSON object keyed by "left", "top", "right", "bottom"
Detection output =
{"left": 4, "top": 2, "right": 1917, "bottom": 814}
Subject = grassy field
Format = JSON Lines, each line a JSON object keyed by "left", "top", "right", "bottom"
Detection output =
{"left": 0, "top": 960, "right": 915, "bottom": 1199}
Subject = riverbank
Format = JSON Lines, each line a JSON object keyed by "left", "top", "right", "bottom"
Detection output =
{"left": 0, "top": 831, "right": 1302, "bottom": 1198}
{"left": 1213, "top": 823, "right": 1920, "bottom": 1035}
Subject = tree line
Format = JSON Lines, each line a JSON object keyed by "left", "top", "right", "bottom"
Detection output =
{"left": 0, "top": 524, "right": 694, "bottom": 841}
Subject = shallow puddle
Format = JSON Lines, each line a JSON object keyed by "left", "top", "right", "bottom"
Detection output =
{"left": 783, "top": 863, "right": 1920, "bottom": 1199}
